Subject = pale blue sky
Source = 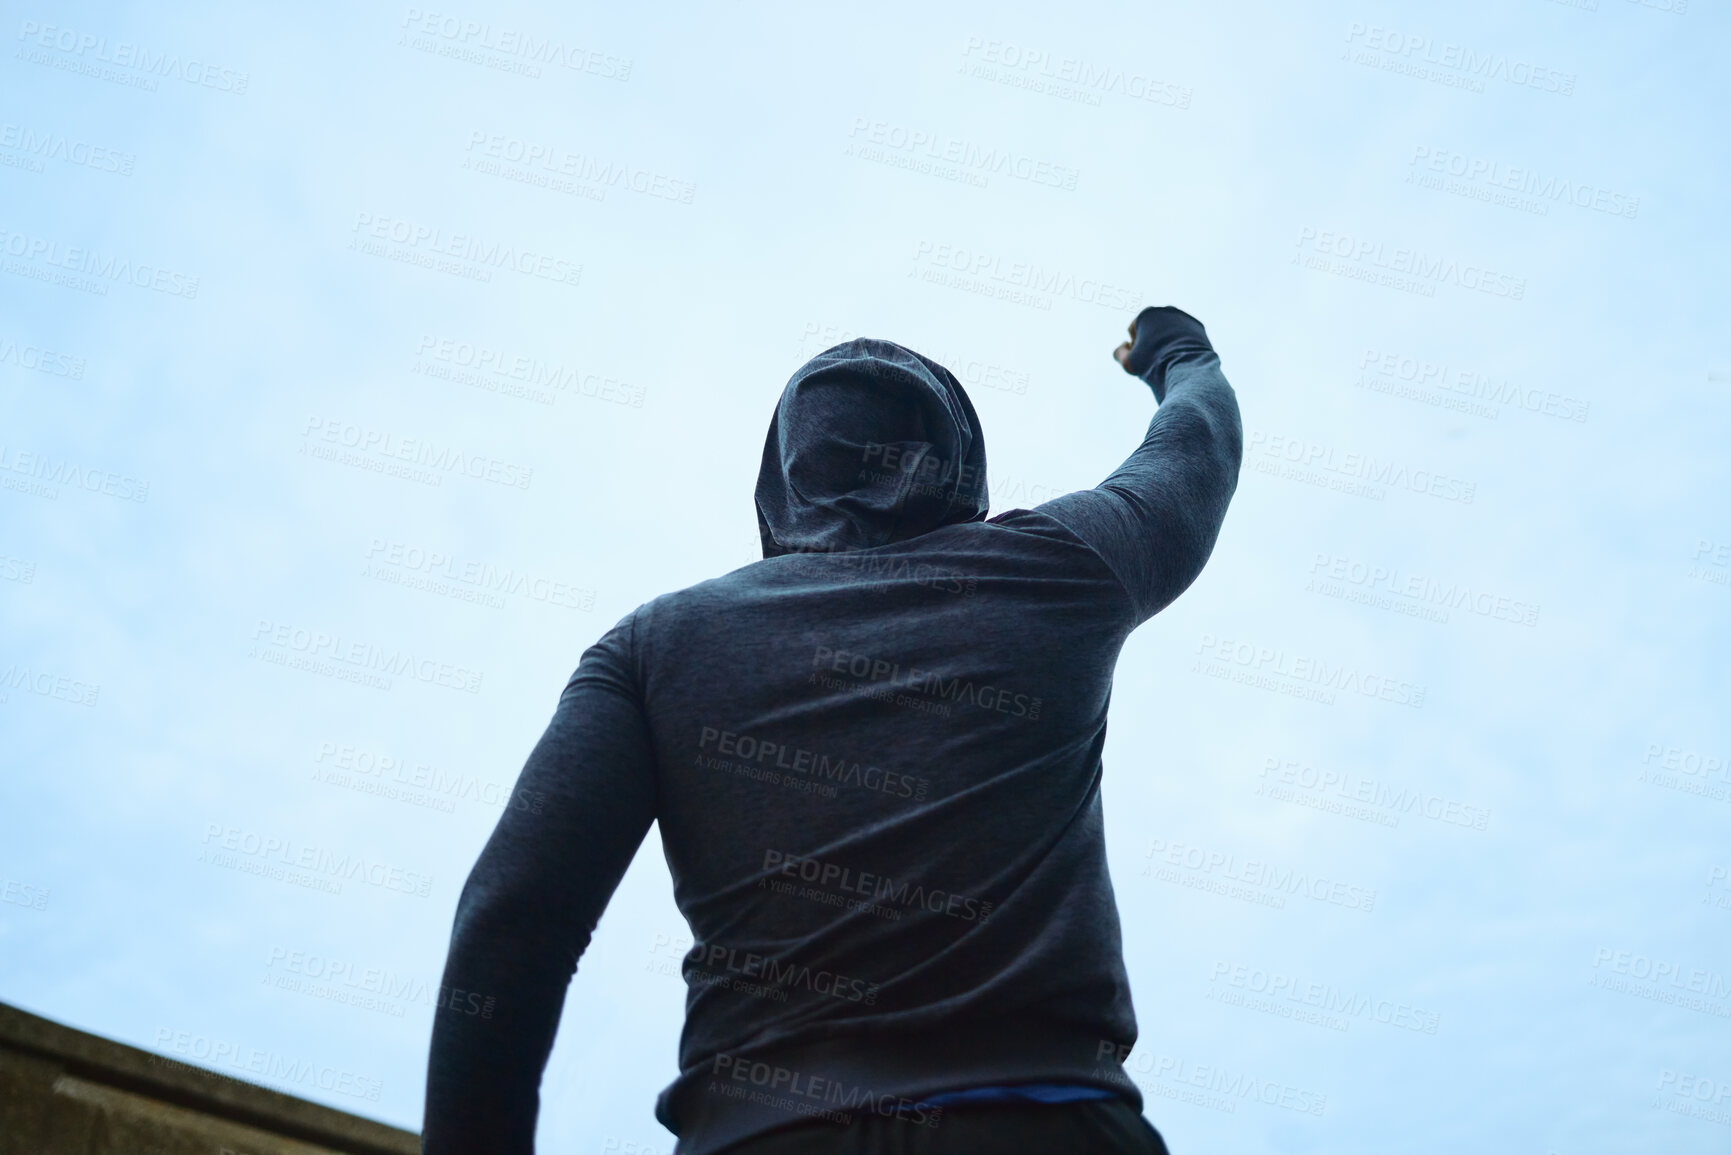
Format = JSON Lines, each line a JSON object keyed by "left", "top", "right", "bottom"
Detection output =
{"left": 2, "top": 1, "right": 1728, "bottom": 1152}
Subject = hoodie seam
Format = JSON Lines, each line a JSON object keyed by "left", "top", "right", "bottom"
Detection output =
{"left": 987, "top": 510, "right": 1142, "bottom": 631}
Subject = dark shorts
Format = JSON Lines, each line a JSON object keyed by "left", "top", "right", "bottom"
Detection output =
{"left": 717, "top": 1095, "right": 1171, "bottom": 1155}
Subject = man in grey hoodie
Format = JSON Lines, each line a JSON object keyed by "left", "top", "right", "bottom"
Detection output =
{"left": 422, "top": 306, "right": 1243, "bottom": 1154}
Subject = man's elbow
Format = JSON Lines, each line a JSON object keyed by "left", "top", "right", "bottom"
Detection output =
{"left": 1194, "top": 388, "right": 1243, "bottom": 475}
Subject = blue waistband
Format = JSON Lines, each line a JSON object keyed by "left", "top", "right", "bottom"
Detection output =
{"left": 919, "top": 1082, "right": 1121, "bottom": 1106}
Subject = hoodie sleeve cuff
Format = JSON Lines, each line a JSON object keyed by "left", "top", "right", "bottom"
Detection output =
{"left": 1123, "top": 306, "right": 1216, "bottom": 403}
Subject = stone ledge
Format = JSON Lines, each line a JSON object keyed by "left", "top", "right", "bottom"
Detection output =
{"left": 0, "top": 1000, "right": 420, "bottom": 1154}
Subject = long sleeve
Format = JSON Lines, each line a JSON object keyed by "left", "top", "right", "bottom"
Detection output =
{"left": 422, "top": 612, "right": 658, "bottom": 1154}
{"left": 1035, "top": 307, "right": 1244, "bottom": 624}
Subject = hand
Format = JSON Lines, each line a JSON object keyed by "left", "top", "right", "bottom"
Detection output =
{"left": 1112, "top": 316, "right": 1139, "bottom": 370}
{"left": 1113, "top": 306, "right": 1209, "bottom": 377}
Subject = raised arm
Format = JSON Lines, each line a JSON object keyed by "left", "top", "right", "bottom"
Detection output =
{"left": 422, "top": 613, "right": 657, "bottom": 1154}
{"left": 1036, "top": 306, "right": 1244, "bottom": 624}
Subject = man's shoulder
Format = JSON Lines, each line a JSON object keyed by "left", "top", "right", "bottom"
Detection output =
{"left": 634, "top": 514, "right": 1116, "bottom": 614}
{"left": 623, "top": 563, "right": 771, "bottom": 632}
{"left": 981, "top": 506, "right": 1101, "bottom": 550}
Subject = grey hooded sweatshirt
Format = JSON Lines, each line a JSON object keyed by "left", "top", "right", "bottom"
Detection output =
{"left": 421, "top": 306, "right": 1243, "bottom": 1155}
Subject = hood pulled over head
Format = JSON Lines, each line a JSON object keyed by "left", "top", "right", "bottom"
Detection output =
{"left": 755, "top": 339, "right": 989, "bottom": 559}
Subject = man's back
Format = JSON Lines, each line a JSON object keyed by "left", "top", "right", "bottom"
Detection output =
{"left": 642, "top": 507, "right": 1140, "bottom": 1146}
{"left": 422, "top": 308, "right": 1242, "bottom": 1155}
